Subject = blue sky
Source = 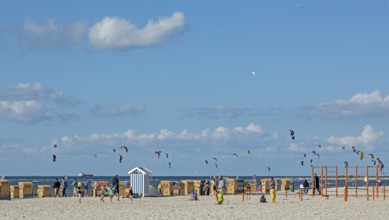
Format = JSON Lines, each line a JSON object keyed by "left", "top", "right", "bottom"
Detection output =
{"left": 1, "top": 0, "right": 389, "bottom": 176}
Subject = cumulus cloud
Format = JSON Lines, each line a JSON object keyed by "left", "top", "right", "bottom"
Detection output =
{"left": 183, "top": 105, "right": 250, "bottom": 120}
{"left": 92, "top": 103, "right": 145, "bottom": 116}
{"left": 88, "top": 11, "right": 186, "bottom": 51}
{"left": 53, "top": 122, "right": 265, "bottom": 146}
{"left": 18, "top": 18, "right": 85, "bottom": 49}
{"left": 302, "top": 90, "right": 389, "bottom": 119}
{"left": 0, "top": 82, "right": 80, "bottom": 105}
{"left": 0, "top": 100, "right": 52, "bottom": 124}
{"left": 326, "top": 124, "right": 383, "bottom": 151}
{"left": 0, "top": 83, "right": 80, "bottom": 124}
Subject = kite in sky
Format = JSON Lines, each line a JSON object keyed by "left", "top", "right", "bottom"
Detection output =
{"left": 168, "top": 162, "right": 172, "bottom": 169}
{"left": 267, "top": 167, "right": 271, "bottom": 172}
{"left": 352, "top": 146, "right": 356, "bottom": 153}
{"left": 377, "top": 158, "right": 384, "bottom": 174}
{"left": 344, "top": 161, "right": 348, "bottom": 168}
{"left": 155, "top": 150, "right": 161, "bottom": 158}
{"left": 232, "top": 153, "right": 238, "bottom": 158}
{"left": 247, "top": 150, "right": 251, "bottom": 155}
{"left": 121, "top": 146, "right": 128, "bottom": 153}
{"left": 205, "top": 160, "right": 208, "bottom": 165}
{"left": 93, "top": 154, "right": 97, "bottom": 159}
{"left": 290, "top": 129, "right": 295, "bottom": 140}
{"left": 119, "top": 155, "right": 123, "bottom": 163}
{"left": 212, "top": 157, "right": 217, "bottom": 162}
{"left": 52, "top": 154, "right": 56, "bottom": 162}
{"left": 53, "top": 144, "right": 57, "bottom": 148}
{"left": 359, "top": 151, "right": 364, "bottom": 160}
{"left": 215, "top": 164, "right": 218, "bottom": 168}
{"left": 301, "top": 161, "right": 304, "bottom": 166}
{"left": 165, "top": 153, "right": 169, "bottom": 159}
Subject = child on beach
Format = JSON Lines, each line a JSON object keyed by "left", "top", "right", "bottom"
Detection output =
{"left": 216, "top": 190, "right": 223, "bottom": 205}
{"left": 129, "top": 185, "right": 134, "bottom": 201}
{"left": 190, "top": 190, "right": 198, "bottom": 201}
{"left": 100, "top": 186, "right": 107, "bottom": 204}
{"left": 107, "top": 185, "right": 114, "bottom": 203}
{"left": 77, "top": 187, "right": 82, "bottom": 203}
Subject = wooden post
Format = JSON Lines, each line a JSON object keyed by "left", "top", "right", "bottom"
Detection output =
{"left": 335, "top": 166, "right": 338, "bottom": 198}
{"left": 325, "top": 166, "right": 328, "bottom": 196}
{"left": 383, "top": 186, "right": 385, "bottom": 200}
{"left": 373, "top": 186, "right": 375, "bottom": 200}
{"left": 242, "top": 192, "right": 244, "bottom": 202}
{"left": 366, "top": 166, "right": 369, "bottom": 201}
{"left": 320, "top": 166, "right": 323, "bottom": 197}
{"left": 345, "top": 165, "right": 348, "bottom": 201}
{"left": 376, "top": 165, "right": 379, "bottom": 198}
{"left": 355, "top": 166, "right": 358, "bottom": 198}
{"left": 298, "top": 189, "right": 303, "bottom": 201}
{"left": 312, "top": 166, "right": 315, "bottom": 197}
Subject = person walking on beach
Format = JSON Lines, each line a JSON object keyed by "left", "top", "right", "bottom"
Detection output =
{"left": 302, "top": 179, "right": 309, "bottom": 195}
{"left": 269, "top": 177, "right": 276, "bottom": 203}
{"left": 203, "top": 179, "right": 210, "bottom": 195}
{"left": 211, "top": 177, "right": 217, "bottom": 200}
{"left": 112, "top": 174, "right": 120, "bottom": 201}
{"left": 61, "top": 177, "right": 68, "bottom": 197}
{"left": 314, "top": 173, "right": 320, "bottom": 195}
{"left": 53, "top": 178, "right": 61, "bottom": 197}
{"left": 77, "top": 187, "right": 82, "bottom": 203}
{"left": 72, "top": 178, "right": 78, "bottom": 198}
{"left": 218, "top": 176, "right": 226, "bottom": 195}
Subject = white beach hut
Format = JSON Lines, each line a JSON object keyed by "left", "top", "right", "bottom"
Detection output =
{"left": 128, "top": 167, "right": 152, "bottom": 197}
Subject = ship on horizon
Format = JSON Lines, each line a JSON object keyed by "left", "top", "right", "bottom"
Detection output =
{"left": 78, "top": 172, "right": 93, "bottom": 178}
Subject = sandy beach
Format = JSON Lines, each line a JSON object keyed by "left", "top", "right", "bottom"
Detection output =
{"left": 1, "top": 191, "right": 388, "bottom": 220}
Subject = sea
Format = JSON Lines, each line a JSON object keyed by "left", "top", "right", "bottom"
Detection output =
{"left": 4, "top": 175, "right": 386, "bottom": 197}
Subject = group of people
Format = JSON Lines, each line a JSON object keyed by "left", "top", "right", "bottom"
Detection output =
{"left": 52, "top": 177, "right": 70, "bottom": 198}
{"left": 99, "top": 174, "right": 133, "bottom": 204}
{"left": 52, "top": 174, "right": 128, "bottom": 204}
{"left": 302, "top": 173, "right": 321, "bottom": 196}
{"left": 188, "top": 176, "right": 226, "bottom": 204}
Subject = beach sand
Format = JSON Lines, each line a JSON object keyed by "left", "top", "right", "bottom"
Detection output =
{"left": 1, "top": 191, "right": 388, "bottom": 220}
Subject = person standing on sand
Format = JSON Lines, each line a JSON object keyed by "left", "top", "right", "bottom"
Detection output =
{"left": 269, "top": 177, "right": 276, "bottom": 203}
{"left": 314, "top": 173, "right": 320, "bottom": 195}
{"left": 77, "top": 187, "right": 82, "bottom": 203}
{"left": 203, "top": 179, "right": 210, "bottom": 195}
{"left": 72, "top": 178, "right": 78, "bottom": 197}
{"left": 218, "top": 176, "right": 226, "bottom": 195}
{"left": 53, "top": 178, "right": 61, "bottom": 197}
{"left": 112, "top": 174, "right": 120, "bottom": 201}
{"left": 61, "top": 177, "right": 68, "bottom": 197}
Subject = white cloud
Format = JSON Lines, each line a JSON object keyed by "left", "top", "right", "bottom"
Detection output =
{"left": 0, "top": 100, "right": 52, "bottom": 124}
{"left": 0, "top": 83, "right": 80, "bottom": 124}
{"left": 184, "top": 105, "right": 250, "bottom": 120}
{"left": 19, "top": 18, "right": 85, "bottom": 49}
{"left": 88, "top": 11, "right": 186, "bottom": 51}
{"left": 303, "top": 90, "right": 389, "bottom": 119}
{"left": 326, "top": 124, "right": 383, "bottom": 151}
{"left": 235, "top": 122, "right": 262, "bottom": 134}
{"left": 92, "top": 103, "right": 144, "bottom": 116}
{"left": 0, "top": 82, "right": 78, "bottom": 105}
